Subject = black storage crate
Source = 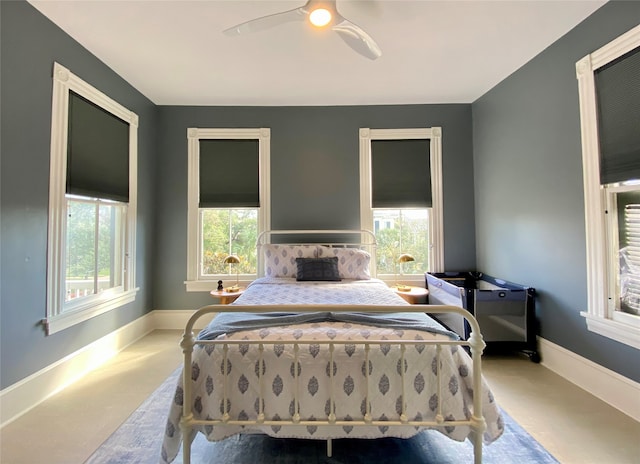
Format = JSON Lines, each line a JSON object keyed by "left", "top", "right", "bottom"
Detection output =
{"left": 426, "top": 272, "right": 538, "bottom": 362}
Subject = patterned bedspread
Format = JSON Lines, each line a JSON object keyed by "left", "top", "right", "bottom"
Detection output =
{"left": 161, "top": 278, "right": 504, "bottom": 463}
{"left": 237, "top": 277, "right": 410, "bottom": 305}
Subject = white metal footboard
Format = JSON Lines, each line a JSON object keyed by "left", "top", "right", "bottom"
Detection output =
{"left": 179, "top": 304, "right": 487, "bottom": 464}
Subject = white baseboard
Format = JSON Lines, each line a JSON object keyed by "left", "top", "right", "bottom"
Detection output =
{"left": 0, "top": 312, "right": 155, "bottom": 428}
{"left": 2, "top": 311, "right": 637, "bottom": 428}
{"left": 0, "top": 310, "right": 214, "bottom": 428}
{"left": 149, "top": 309, "right": 217, "bottom": 331}
{"left": 538, "top": 337, "right": 640, "bottom": 422}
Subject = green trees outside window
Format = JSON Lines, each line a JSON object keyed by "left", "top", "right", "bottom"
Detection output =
{"left": 201, "top": 208, "right": 258, "bottom": 275}
{"left": 373, "top": 209, "right": 429, "bottom": 275}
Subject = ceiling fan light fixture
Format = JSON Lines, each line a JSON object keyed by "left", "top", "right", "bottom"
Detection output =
{"left": 223, "top": 0, "right": 382, "bottom": 60}
{"left": 309, "top": 8, "right": 332, "bottom": 27}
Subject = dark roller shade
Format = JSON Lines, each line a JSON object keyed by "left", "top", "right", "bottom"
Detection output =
{"left": 199, "top": 139, "right": 260, "bottom": 207}
{"left": 371, "top": 139, "right": 431, "bottom": 208}
{"left": 595, "top": 46, "right": 640, "bottom": 185}
{"left": 66, "top": 91, "right": 130, "bottom": 202}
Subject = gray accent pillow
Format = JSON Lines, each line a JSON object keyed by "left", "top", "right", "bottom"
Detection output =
{"left": 295, "top": 257, "right": 341, "bottom": 281}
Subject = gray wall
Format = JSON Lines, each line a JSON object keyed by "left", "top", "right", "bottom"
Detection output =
{"left": 0, "top": 1, "right": 158, "bottom": 389}
{"left": 154, "top": 105, "right": 477, "bottom": 310}
{"left": 472, "top": 0, "right": 640, "bottom": 382}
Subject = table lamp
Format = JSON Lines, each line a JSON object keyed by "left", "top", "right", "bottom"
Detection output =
{"left": 395, "top": 253, "right": 414, "bottom": 292}
{"left": 223, "top": 254, "right": 241, "bottom": 291}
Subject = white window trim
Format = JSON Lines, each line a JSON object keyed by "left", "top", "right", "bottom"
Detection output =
{"left": 576, "top": 24, "right": 640, "bottom": 349}
{"left": 359, "top": 127, "right": 444, "bottom": 283}
{"left": 185, "top": 128, "right": 271, "bottom": 292}
{"left": 45, "top": 62, "right": 138, "bottom": 335}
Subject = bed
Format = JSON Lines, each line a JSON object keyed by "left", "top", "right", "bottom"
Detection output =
{"left": 161, "top": 230, "right": 504, "bottom": 464}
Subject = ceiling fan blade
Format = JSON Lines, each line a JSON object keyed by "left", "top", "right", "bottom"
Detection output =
{"left": 332, "top": 15, "right": 382, "bottom": 60}
{"left": 223, "top": 6, "right": 307, "bottom": 36}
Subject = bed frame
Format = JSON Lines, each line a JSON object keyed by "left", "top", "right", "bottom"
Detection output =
{"left": 178, "top": 231, "right": 489, "bottom": 464}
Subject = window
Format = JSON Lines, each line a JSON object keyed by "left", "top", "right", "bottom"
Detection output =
{"left": 200, "top": 209, "right": 258, "bottom": 276}
{"left": 359, "top": 128, "right": 443, "bottom": 282}
{"left": 576, "top": 24, "right": 640, "bottom": 349}
{"left": 186, "top": 128, "right": 270, "bottom": 291}
{"left": 65, "top": 197, "right": 126, "bottom": 303}
{"left": 45, "top": 62, "right": 138, "bottom": 335}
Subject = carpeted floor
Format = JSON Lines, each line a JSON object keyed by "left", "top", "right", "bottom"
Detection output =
{"left": 86, "top": 369, "right": 559, "bottom": 464}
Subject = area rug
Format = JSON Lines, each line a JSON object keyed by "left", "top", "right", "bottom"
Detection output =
{"left": 86, "top": 368, "right": 558, "bottom": 464}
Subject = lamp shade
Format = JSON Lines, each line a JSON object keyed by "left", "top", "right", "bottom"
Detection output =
{"left": 224, "top": 255, "right": 240, "bottom": 265}
{"left": 397, "top": 253, "right": 415, "bottom": 263}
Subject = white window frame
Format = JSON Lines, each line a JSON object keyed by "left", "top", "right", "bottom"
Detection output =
{"left": 45, "top": 62, "right": 138, "bottom": 335}
{"left": 359, "top": 127, "right": 444, "bottom": 283}
{"left": 576, "top": 24, "right": 640, "bottom": 349}
{"left": 185, "top": 128, "right": 271, "bottom": 292}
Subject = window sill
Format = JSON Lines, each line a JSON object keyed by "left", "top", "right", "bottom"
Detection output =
{"left": 581, "top": 311, "right": 640, "bottom": 349}
{"left": 44, "top": 288, "right": 139, "bottom": 335}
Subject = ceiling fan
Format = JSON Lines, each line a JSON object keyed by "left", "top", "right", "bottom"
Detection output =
{"left": 223, "top": 0, "right": 382, "bottom": 60}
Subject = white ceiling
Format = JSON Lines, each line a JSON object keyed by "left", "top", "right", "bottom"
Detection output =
{"left": 28, "top": 0, "right": 607, "bottom": 106}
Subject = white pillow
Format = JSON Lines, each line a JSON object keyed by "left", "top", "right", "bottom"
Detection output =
{"left": 316, "top": 246, "right": 371, "bottom": 280}
{"left": 263, "top": 244, "right": 317, "bottom": 277}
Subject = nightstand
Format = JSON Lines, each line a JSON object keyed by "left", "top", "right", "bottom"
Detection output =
{"left": 210, "top": 287, "right": 245, "bottom": 305}
{"left": 391, "top": 285, "right": 429, "bottom": 304}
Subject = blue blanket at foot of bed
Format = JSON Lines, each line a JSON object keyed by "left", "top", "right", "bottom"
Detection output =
{"left": 198, "top": 311, "right": 459, "bottom": 340}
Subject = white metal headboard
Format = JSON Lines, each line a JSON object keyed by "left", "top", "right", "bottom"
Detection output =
{"left": 256, "top": 229, "right": 377, "bottom": 278}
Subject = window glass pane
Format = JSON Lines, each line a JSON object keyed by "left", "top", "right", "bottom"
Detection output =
{"left": 201, "top": 208, "right": 258, "bottom": 276}
{"left": 65, "top": 198, "right": 124, "bottom": 305}
{"left": 97, "top": 202, "right": 123, "bottom": 292}
{"left": 373, "top": 209, "right": 429, "bottom": 275}
{"left": 97, "top": 203, "right": 112, "bottom": 292}
{"left": 618, "top": 190, "right": 640, "bottom": 315}
{"left": 66, "top": 199, "right": 96, "bottom": 302}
